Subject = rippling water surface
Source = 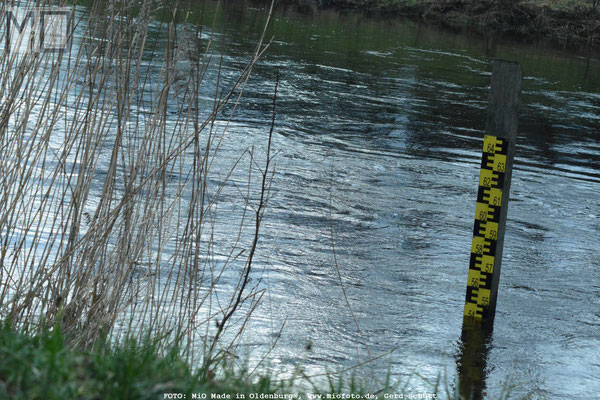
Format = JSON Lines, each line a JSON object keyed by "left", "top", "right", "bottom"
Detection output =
{"left": 190, "top": 4, "right": 600, "bottom": 398}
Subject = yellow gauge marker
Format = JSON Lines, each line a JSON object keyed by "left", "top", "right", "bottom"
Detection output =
{"left": 482, "top": 221, "right": 499, "bottom": 240}
{"left": 464, "top": 303, "right": 481, "bottom": 319}
{"left": 468, "top": 269, "right": 481, "bottom": 288}
{"left": 483, "top": 135, "right": 502, "bottom": 154}
{"left": 491, "top": 153, "right": 507, "bottom": 173}
{"left": 480, "top": 255, "right": 495, "bottom": 273}
{"left": 478, "top": 169, "right": 496, "bottom": 188}
{"left": 471, "top": 236, "right": 486, "bottom": 256}
{"left": 480, "top": 187, "right": 502, "bottom": 207}
{"left": 475, "top": 202, "right": 490, "bottom": 221}
{"left": 464, "top": 135, "right": 508, "bottom": 322}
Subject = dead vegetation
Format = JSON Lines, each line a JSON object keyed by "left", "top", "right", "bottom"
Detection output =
{"left": 0, "top": 0, "right": 277, "bottom": 371}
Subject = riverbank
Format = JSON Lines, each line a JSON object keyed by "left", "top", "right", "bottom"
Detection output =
{"left": 291, "top": 0, "right": 600, "bottom": 49}
{"left": 0, "top": 322, "right": 289, "bottom": 398}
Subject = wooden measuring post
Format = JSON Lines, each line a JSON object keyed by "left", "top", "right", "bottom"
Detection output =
{"left": 463, "top": 60, "right": 522, "bottom": 323}
{"left": 458, "top": 59, "right": 523, "bottom": 400}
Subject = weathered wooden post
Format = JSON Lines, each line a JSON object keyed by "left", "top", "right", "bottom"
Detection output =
{"left": 463, "top": 60, "right": 522, "bottom": 323}
{"left": 458, "top": 60, "right": 522, "bottom": 399}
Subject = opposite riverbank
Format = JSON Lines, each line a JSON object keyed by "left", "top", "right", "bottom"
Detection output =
{"left": 290, "top": 0, "right": 600, "bottom": 49}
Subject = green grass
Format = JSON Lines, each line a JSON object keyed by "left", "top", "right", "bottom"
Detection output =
{"left": 0, "top": 322, "right": 290, "bottom": 399}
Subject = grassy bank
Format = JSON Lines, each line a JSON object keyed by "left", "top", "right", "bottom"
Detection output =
{"left": 0, "top": 322, "right": 290, "bottom": 399}
{"left": 297, "top": 0, "right": 600, "bottom": 48}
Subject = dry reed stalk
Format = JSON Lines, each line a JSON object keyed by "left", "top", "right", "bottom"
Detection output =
{"left": 0, "top": 0, "right": 277, "bottom": 371}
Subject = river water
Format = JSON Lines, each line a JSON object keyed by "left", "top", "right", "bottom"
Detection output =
{"left": 6, "top": 1, "right": 600, "bottom": 398}
{"left": 190, "top": 3, "right": 600, "bottom": 398}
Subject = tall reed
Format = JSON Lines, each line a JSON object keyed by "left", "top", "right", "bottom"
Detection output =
{"left": 0, "top": 0, "right": 275, "bottom": 370}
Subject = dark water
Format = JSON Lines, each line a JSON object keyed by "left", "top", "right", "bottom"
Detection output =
{"left": 178, "top": 3, "right": 600, "bottom": 398}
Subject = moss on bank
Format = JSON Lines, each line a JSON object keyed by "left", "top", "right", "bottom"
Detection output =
{"left": 293, "top": 0, "right": 600, "bottom": 48}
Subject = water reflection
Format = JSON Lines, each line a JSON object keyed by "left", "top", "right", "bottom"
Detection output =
{"left": 457, "top": 319, "right": 495, "bottom": 399}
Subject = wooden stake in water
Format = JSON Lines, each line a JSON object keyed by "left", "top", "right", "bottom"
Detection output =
{"left": 463, "top": 60, "right": 522, "bottom": 323}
